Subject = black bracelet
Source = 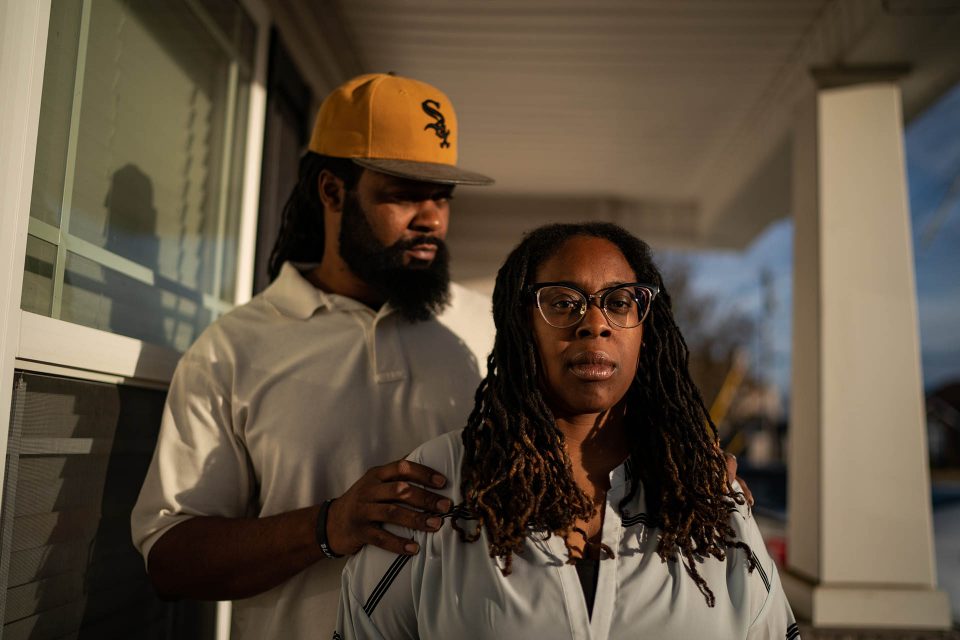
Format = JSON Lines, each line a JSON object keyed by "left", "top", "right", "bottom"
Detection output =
{"left": 315, "top": 500, "right": 343, "bottom": 559}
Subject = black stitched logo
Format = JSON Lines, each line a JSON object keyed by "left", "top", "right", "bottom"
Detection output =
{"left": 422, "top": 99, "right": 451, "bottom": 148}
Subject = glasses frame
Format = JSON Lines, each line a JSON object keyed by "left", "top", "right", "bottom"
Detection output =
{"left": 526, "top": 281, "right": 660, "bottom": 329}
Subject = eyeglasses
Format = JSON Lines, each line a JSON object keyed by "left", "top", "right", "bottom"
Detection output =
{"left": 527, "top": 282, "right": 659, "bottom": 329}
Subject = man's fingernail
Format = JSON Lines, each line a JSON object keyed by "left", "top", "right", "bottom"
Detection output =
{"left": 404, "top": 542, "right": 419, "bottom": 554}
{"left": 437, "top": 498, "right": 452, "bottom": 512}
{"left": 432, "top": 474, "right": 446, "bottom": 487}
{"left": 426, "top": 517, "right": 441, "bottom": 529}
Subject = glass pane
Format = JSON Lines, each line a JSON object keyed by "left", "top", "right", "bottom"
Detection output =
{"left": 198, "top": 0, "right": 257, "bottom": 68}
{"left": 61, "top": 252, "right": 213, "bottom": 353}
{"left": 23, "top": 0, "right": 256, "bottom": 348}
{"left": 66, "top": 0, "right": 245, "bottom": 294}
{"left": 29, "top": 0, "right": 84, "bottom": 227}
{"left": 21, "top": 237, "right": 57, "bottom": 316}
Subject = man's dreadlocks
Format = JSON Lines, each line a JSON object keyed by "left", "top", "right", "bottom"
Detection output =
{"left": 266, "top": 151, "right": 361, "bottom": 281}
{"left": 455, "top": 222, "right": 753, "bottom": 607}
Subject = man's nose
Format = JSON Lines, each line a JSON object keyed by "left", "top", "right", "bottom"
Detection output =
{"left": 410, "top": 199, "right": 444, "bottom": 234}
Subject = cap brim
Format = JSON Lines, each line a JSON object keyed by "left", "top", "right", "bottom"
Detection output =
{"left": 352, "top": 158, "right": 494, "bottom": 186}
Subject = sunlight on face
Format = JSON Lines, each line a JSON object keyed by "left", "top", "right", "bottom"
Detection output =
{"left": 530, "top": 236, "right": 644, "bottom": 418}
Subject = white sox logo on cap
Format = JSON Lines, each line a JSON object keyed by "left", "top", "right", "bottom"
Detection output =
{"left": 421, "top": 100, "right": 451, "bottom": 149}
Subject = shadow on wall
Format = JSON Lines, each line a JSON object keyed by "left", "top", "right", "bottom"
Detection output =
{"left": 103, "top": 164, "right": 164, "bottom": 345}
{"left": 60, "top": 163, "right": 214, "bottom": 352}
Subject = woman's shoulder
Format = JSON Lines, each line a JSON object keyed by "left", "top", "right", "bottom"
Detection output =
{"left": 725, "top": 480, "right": 759, "bottom": 537}
{"left": 720, "top": 480, "right": 770, "bottom": 565}
{"left": 406, "top": 430, "right": 466, "bottom": 499}
{"left": 722, "top": 480, "right": 781, "bottom": 596}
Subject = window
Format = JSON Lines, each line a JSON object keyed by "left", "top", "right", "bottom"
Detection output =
{"left": 0, "top": 372, "right": 216, "bottom": 638}
{"left": 22, "top": 0, "right": 256, "bottom": 353}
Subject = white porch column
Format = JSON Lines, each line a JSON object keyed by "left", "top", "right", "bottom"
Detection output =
{"left": 783, "top": 81, "right": 951, "bottom": 628}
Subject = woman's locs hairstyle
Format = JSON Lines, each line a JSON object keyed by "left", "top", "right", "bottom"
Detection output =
{"left": 267, "top": 152, "right": 361, "bottom": 281}
{"left": 456, "top": 222, "right": 753, "bottom": 607}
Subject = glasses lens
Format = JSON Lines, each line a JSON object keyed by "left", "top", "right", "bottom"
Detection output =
{"left": 603, "top": 287, "right": 639, "bottom": 327}
{"left": 603, "top": 286, "right": 652, "bottom": 328}
{"left": 537, "top": 286, "right": 585, "bottom": 328}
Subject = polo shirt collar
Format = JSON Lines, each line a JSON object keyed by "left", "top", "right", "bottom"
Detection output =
{"left": 265, "top": 262, "right": 394, "bottom": 320}
{"left": 263, "top": 262, "right": 334, "bottom": 319}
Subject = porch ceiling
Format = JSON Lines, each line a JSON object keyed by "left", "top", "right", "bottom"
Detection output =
{"left": 334, "top": 0, "right": 827, "bottom": 204}
{"left": 275, "top": 0, "right": 960, "bottom": 275}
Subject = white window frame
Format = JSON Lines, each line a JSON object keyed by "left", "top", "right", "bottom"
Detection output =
{"left": 5, "top": 0, "right": 270, "bottom": 384}
{"left": 0, "top": 0, "right": 271, "bottom": 637}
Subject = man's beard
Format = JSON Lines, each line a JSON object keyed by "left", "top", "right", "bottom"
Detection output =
{"left": 338, "top": 191, "right": 451, "bottom": 322}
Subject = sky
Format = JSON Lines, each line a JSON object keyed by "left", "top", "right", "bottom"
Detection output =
{"left": 667, "top": 81, "right": 960, "bottom": 401}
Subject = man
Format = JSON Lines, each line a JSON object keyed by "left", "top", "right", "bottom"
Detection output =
{"left": 132, "top": 73, "right": 496, "bottom": 638}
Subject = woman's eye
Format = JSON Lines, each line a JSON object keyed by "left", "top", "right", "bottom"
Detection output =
{"left": 605, "top": 296, "right": 635, "bottom": 313}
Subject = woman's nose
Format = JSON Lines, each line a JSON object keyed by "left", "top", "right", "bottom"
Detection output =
{"left": 576, "top": 302, "right": 612, "bottom": 338}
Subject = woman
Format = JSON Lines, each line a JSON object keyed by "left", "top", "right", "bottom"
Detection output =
{"left": 336, "top": 222, "right": 798, "bottom": 639}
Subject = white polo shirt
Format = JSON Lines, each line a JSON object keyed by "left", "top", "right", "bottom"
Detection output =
{"left": 338, "top": 431, "right": 800, "bottom": 640}
{"left": 131, "top": 263, "right": 494, "bottom": 640}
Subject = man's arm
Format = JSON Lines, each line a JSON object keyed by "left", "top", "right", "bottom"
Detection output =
{"left": 148, "top": 505, "right": 323, "bottom": 600}
{"left": 134, "top": 350, "right": 452, "bottom": 601}
{"left": 145, "top": 459, "right": 450, "bottom": 601}
{"left": 145, "top": 453, "right": 748, "bottom": 601}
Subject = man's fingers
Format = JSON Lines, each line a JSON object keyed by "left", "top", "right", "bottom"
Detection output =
{"left": 368, "top": 481, "right": 452, "bottom": 513}
{"left": 737, "top": 476, "right": 755, "bottom": 507}
{"left": 375, "top": 459, "right": 446, "bottom": 488}
{"left": 369, "top": 502, "right": 444, "bottom": 533}
{"left": 723, "top": 452, "right": 755, "bottom": 506}
{"left": 363, "top": 526, "right": 421, "bottom": 556}
{"left": 724, "top": 452, "right": 737, "bottom": 482}
{"left": 333, "top": 461, "right": 449, "bottom": 557}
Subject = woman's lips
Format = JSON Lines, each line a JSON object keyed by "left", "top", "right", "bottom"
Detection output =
{"left": 568, "top": 351, "right": 616, "bottom": 381}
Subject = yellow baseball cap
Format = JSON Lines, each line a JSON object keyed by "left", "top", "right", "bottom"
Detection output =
{"left": 308, "top": 73, "right": 494, "bottom": 186}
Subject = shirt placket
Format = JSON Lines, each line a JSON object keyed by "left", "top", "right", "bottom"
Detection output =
{"left": 551, "top": 533, "right": 592, "bottom": 640}
{"left": 588, "top": 465, "right": 627, "bottom": 640}
{"left": 369, "top": 311, "right": 406, "bottom": 384}
{"left": 551, "top": 463, "right": 628, "bottom": 640}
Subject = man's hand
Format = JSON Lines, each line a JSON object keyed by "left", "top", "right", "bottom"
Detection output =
{"left": 327, "top": 459, "right": 452, "bottom": 556}
{"left": 144, "top": 459, "right": 450, "bottom": 600}
{"left": 724, "top": 453, "right": 755, "bottom": 507}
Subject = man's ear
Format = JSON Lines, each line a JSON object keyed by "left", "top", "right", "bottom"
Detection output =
{"left": 318, "top": 169, "right": 345, "bottom": 212}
